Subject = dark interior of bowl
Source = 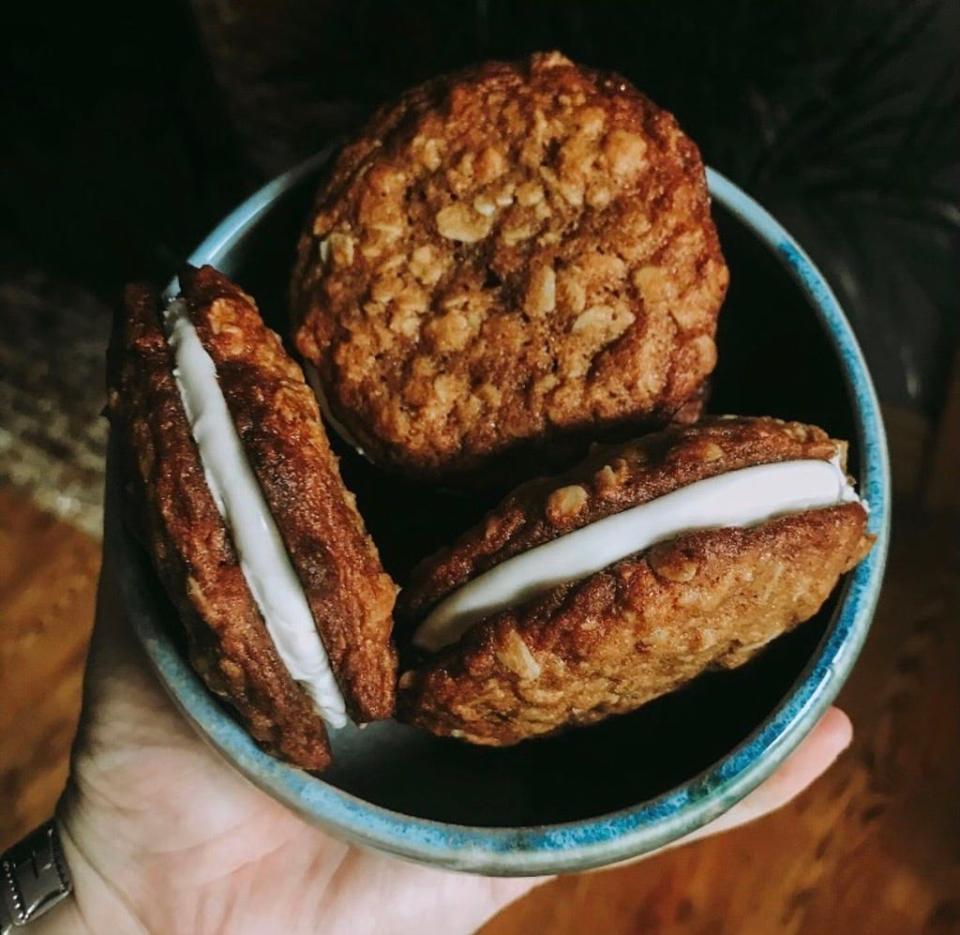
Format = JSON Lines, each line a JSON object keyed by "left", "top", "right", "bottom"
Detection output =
{"left": 174, "top": 167, "right": 858, "bottom": 827}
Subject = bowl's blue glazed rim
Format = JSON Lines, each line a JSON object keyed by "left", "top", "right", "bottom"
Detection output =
{"left": 121, "top": 155, "right": 890, "bottom": 876}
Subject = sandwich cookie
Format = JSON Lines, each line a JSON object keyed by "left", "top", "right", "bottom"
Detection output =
{"left": 397, "top": 417, "right": 874, "bottom": 745}
{"left": 108, "top": 265, "right": 397, "bottom": 770}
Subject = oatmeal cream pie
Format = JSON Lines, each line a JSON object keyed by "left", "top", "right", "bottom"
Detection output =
{"left": 292, "top": 51, "right": 728, "bottom": 480}
{"left": 396, "top": 417, "right": 874, "bottom": 746}
{"left": 107, "top": 265, "right": 397, "bottom": 771}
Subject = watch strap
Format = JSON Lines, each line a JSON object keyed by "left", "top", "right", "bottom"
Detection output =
{"left": 0, "top": 822, "right": 72, "bottom": 933}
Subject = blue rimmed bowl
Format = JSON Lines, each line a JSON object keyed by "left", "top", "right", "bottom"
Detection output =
{"left": 110, "top": 147, "right": 890, "bottom": 876}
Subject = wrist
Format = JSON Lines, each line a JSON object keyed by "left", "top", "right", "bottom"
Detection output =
{"left": 11, "top": 820, "right": 127, "bottom": 935}
{"left": 1, "top": 822, "right": 74, "bottom": 935}
{"left": 28, "top": 890, "right": 88, "bottom": 935}
{"left": 45, "top": 800, "right": 144, "bottom": 935}
{"left": 37, "top": 824, "right": 115, "bottom": 935}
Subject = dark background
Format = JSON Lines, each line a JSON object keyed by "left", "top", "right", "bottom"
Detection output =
{"left": 1, "top": 6, "right": 958, "bottom": 928}
{"left": 1, "top": 0, "right": 957, "bottom": 535}
{"left": 3, "top": 0, "right": 957, "bottom": 407}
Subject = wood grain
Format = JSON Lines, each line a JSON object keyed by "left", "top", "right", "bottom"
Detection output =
{"left": 0, "top": 407, "right": 958, "bottom": 932}
{"left": 481, "top": 509, "right": 960, "bottom": 935}
{"left": 0, "top": 487, "right": 99, "bottom": 850}
{"left": 483, "top": 403, "right": 960, "bottom": 932}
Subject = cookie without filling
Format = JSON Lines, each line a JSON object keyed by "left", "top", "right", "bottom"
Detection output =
{"left": 292, "top": 51, "right": 728, "bottom": 479}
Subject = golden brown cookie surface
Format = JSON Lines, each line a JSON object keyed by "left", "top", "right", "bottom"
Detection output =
{"left": 398, "top": 504, "right": 872, "bottom": 746}
{"left": 108, "top": 283, "right": 334, "bottom": 770}
{"left": 292, "top": 51, "right": 728, "bottom": 479}
{"left": 108, "top": 268, "right": 398, "bottom": 769}
{"left": 396, "top": 416, "right": 874, "bottom": 745}
{"left": 180, "top": 266, "right": 397, "bottom": 722}
{"left": 399, "top": 416, "right": 847, "bottom": 623}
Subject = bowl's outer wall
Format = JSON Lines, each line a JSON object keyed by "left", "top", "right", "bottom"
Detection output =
{"left": 111, "top": 155, "right": 891, "bottom": 875}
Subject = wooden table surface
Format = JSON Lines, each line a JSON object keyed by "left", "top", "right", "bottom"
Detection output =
{"left": 1, "top": 410, "right": 958, "bottom": 934}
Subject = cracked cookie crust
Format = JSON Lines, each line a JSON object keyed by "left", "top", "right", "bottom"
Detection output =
{"left": 292, "top": 51, "right": 728, "bottom": 480}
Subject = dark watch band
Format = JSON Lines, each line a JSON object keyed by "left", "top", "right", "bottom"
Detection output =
{"left": 0, "top": 822, "right": 72, "bottom": 933}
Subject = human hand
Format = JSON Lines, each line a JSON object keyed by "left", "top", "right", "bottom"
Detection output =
{"left": 42, "top": 563, "right": 852, "bottom": 935}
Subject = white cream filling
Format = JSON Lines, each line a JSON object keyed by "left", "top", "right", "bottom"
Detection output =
{"left": 414, "top": 458, "right": 862, "bottom": 653}
{"left": 163, "top": 300, "right": 348, "bottom": 728}
{"left": 303, "top": 362, "right": 367, "bottom": 457}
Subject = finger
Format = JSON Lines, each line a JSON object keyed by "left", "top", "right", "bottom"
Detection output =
{"left": 600, "top": 706, "right": 852, "bottom": 872}
{"left": 318, "top": 847, "right": 553, "bottom": 935}
{"left": 87, "top": 458, "right": 179, "bottom": 709}
{"left": 683, "top": 706, "right": 853, "bottom": 841}
{"left": 84, "top": 537, "right": 161, "bottom": 698}
{"left": 85, "top": 467, "right": 139, "bottom": 665}
{"left": 72, "top": 478, "right": 192, "bottom": 751}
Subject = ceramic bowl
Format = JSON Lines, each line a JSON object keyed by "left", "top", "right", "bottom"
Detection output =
{"left": 110, "top": 146, "right": 890, "bottom": 875}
